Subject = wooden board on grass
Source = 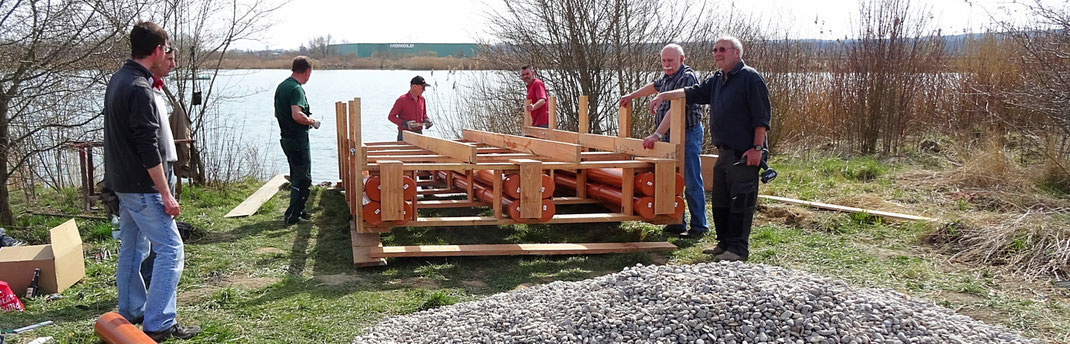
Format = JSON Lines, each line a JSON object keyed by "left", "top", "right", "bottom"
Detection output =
{"left": 371, "top": 242, "right": 677, "bottom": 258}
{"left": 224, "top": 174, "right": 288, "bottom": 218}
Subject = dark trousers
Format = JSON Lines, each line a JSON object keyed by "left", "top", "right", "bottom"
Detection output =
{"left": 710, "top": 147, "right": 760, "bottom": 257}
{"left": 281, "top": 135, "right": 312, "bottom": 223}
{"left": 397, "top": 129, "right": 423, "bottom": 141}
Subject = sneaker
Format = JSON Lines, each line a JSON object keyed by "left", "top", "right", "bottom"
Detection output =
{"left": 300, "top": 211, "right": 312, "bottom": 220}
{"left": 680, "top": 230, "right": 707, "bottom": 239}
{"left": 128, "top": 316, "right": 144, "bottom": 325}
{"left": 144, "top": 323, "right": 201, "bottom": 342}
{"left": 712, "top": 251, "right": 747, "bottom": 262}
{"left": 701, "top": 245, "right": 727, "bottom": 256}
{"left": 662, "top": 224, "right": 686, "bottom": 234}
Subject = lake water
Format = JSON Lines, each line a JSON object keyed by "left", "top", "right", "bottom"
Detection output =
{"left": 210, "top": 69, "right": 493, "bottom": 182}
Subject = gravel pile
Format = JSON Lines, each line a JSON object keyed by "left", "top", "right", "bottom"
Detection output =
{"left": 353, "top": 262, "right": 1034, "bottom": 344}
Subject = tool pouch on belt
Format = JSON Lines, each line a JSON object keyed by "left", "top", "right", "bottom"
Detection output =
{"left": 724, "top": 164, "right": 759, "bottom": 214}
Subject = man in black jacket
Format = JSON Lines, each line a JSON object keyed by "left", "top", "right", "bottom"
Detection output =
{"left": 104, "top": 21, "right": 200, "bottom": 341}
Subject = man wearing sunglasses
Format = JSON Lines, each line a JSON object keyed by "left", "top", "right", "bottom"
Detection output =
{"left": 651, "top": 36, "right": 771, "bottom": 263}
{"left": 619, "top": 44, "right": 708, "bottom": 239}
{"left": 103, "top": 21, "right": 201, "bottom": 341}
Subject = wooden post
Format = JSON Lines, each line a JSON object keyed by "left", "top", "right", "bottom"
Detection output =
{"left": 379, "top": 160, "right": 404, "bottom": 221}
{"left": 578, "top": 95, "right": 589, "bottom": 134}
{"left": 512, "top": 159, "right": 542, "bottom": 218}
{"left": 492, "top": 169, "right": 503, "bottom": 219}
{"left": 548, "top": 96, "right": 557, "bottom": 129}
{"left": 652, "top": 159, "right": 675, "bottom": 215}
{"left": 576, "top": 169, "right": 587, "bottom": 198}
{"left": 669, "top": 99, "right": 685, "bottom": 174}
{"left": 618, "top": 104, "right": 631, "bottom": 138}
{"left": 335, "top": 102, "right": 346, "bottom": 182}
{"left": 524, "top": 99, "right": 532, "bottom": 128}
{"left": 348, "top": 98, "right": 363, "bottom": 229}
{"left": 621, "top": 167, "right": 634, "bottom": 215}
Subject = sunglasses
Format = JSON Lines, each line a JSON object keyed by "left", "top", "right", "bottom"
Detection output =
{"left": 161, "top": 45, "right": 173, "bottom": 54}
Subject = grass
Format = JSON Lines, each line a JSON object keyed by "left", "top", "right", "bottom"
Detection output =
{"left": 0, "top": 156, "right": 1068, "bottom": 343}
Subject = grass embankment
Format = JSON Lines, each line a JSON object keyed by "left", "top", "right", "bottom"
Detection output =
{"left": 1, "top": 155, "right": 1068, "bottom": 343}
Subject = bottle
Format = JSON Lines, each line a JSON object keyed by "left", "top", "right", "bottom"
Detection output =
{"left": 24, "top": 268, "right": 40, "bottom": 299}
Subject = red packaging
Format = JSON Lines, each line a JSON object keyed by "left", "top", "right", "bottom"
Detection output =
{"left": 0, "top": 280, "right": 25, "bottom": 311}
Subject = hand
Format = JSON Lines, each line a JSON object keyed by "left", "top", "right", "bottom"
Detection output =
{"left": 424, "top": 119, "right": 433, "bottom": 129}
{"left": 742, "top": 148, "right": 762, "bottom": 167}
{"left": 649, "top": 94, "right": 665, "bottom": 115}
{"left": 618, "top": 95, "right": 631, "bottom": 108}
{"left": 311, "top": 118, "right": 322, "bottom": 129}
{"left": 642, "top": 134, "right": 659, "bottom": 149}
{"left": 405, "top": 120, "right": 419, "bottom": 130}
{"left": 162, "top": 193, "right": 180, "bottom": 218}
{"left": 525, "top": 104, "right": 534, "bottom": 112}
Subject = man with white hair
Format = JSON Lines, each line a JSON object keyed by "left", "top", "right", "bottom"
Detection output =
{"left": 651, "top": 36, "right": 771, "bottom": 262}
{"left": 619, "top": 43, "right": 707, "bottom": 238}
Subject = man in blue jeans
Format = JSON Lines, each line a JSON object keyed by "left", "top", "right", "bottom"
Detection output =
{"left": 619, "top": 43, "right": 709, "bottom": 239}
{"left": 103, "top": 21, "right": 200, "bottom": 341}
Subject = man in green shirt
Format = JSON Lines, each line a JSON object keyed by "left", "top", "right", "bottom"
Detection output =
{"left": 274, "top": 56, "right": 320, "bottom": 225}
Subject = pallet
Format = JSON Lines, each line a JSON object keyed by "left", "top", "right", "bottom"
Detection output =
{"left": 335, "top": 95, "right": 690, "bottom": 266}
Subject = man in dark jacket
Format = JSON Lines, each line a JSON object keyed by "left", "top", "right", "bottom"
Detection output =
{"left": 651, "top": 36, "right": 772, "bottom": 262}
{"left": 619, "top": 43, "right": 708, "bottom": 239}
{"left": 103, "top": 21, "right": 200, "bottom": 341}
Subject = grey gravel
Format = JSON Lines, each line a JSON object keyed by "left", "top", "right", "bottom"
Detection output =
{"left": 353, "top": 262, "right": 1035, "bottom": 344}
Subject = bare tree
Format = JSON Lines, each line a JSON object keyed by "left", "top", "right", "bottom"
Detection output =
{"left": 150, "top": 0, "right": 283, "bottom": 185}
{"left": 0, "top": 0, "right": 142, "bottom": 225}
{"left": 302, "top": 34, "right": 333, "bottom": 59}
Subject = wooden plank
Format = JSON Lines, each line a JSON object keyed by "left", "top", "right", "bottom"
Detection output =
{"left": 492, "top": 169, "right": 503, "bottom": 219}
{"left": 618, "top": 105, "right": 630, "bottom": 138}
{"left": 462, "top": 129, "right": 581, "bottom": 163}
{"left": 758, "top": 195, "right": 939, "bottom": 222}
{"left": 621, "top": 168, "right": 634, "bottom": 216}
{"left": 365, "top": 144, "right": 418, "bottom": 150}
{"left": 403, "top": 131, "right": 479, "bottom": 163}
{"left": 364, "top": 160, "right": 658, "bottom": 171}
{"left": 349, "top": 98, "right": 363, "bottom": 231}
{"left": 701, "top": 154, "right": 718, "bottom": 191}
{"left": 351, "top": 230, "right": 386, "bottom": 267}
{"left": 366, "top": 155, "right": 456, "bottom": 163}
{"left": 669, "top": 99, "right": 685, "bottom": 174}
{"left": 548, "top": 95, "right": 557, "bottom": 129}
{"left": 576, "top": 169, "right": 587, "bottom": 198}
{"left": 579, "top": 134, "right": 676, "bottom": 158}
{"left": 637, "top": 158, "right": 676, "bottom": 215}
{"left": 419, "top": 200, "right": 488, "bottom": 208}
{"left": 366, "top": 149, "right": 434, "bottom": 156}
{"left": 512, "top": 159, "right": 542, "bottom": 218}
{"left": 379, "top": 161, "right": 404, "bottom": 221}
{"left": 335, "top": 102, "right": 346, "bottom": 181}
{"left": 523, "top": 99, "right": 532, "bottom": 128}
{"left": 224, "top": 174, "right": 288, "bottom": 217}
{"left": 412, "top": 213, "right": 652, "bottom": 226}
{"left": 579, "top": 95, "right": 589, "bottom": 134}
{"left": 372, "top": 242, "right": 677, "bottom": 258}
{"left": 582, "top": 152, "right": 632, "bottom": 161}
{"left": 522, "top": 127, "right": 579, "bottom": 143}
{"left": 552, "top": 197, "right": 601, "bottom": 205}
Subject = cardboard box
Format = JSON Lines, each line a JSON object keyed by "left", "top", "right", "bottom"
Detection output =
{"left": 0, "top": 219, "right": 85, "bottom": 296}
{"left": 701, "top": 154, "right": 718, "bottom": 191}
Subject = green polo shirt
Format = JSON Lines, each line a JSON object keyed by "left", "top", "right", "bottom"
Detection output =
{"left": 274, "top": 77, "right": 310, "bottom": 138}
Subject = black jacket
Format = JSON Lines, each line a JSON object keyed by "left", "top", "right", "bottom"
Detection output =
{"left": 103, "top": 60, "right": 165, "bottom": 193}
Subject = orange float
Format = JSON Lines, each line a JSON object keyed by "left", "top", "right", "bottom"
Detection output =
{"left": 94, "top": 312, "right": 156, "bottom": 344}
{"left": 363, "top": 175, "right": 417, "bottom": 201}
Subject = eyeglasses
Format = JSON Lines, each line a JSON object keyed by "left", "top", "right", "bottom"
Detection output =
{"left": 714, "top": 47, "right": 734, "bottom": 53}
{"left": 161, "top": 45, "right": 173, "bottom": 54}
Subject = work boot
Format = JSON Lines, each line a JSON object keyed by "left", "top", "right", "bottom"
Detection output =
{"left": 712, "top": 251, "right": 747, "bottom": 262}
{"left": 662, "top": 224, "right": 686, "bottom": 234}
{"left": 144, "top": 323, "right": 201, "bottom": 342}
{"left": 680, "top": 230, "right": 706, "bottom": 239}
{"left": 300, "top": 211, "right": 312, "bottom": 220}
{"left": 701, "top": 245, "right": 727, "bottom": 256}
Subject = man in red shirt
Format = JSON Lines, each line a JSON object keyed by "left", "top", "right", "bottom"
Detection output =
{"left": 521, "top": 65, "right": 549, "bottom": 128}
{"left": 388, "top": 76, "right": 434, "bottom": 141}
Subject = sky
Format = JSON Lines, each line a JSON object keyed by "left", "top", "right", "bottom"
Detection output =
{"left": 239, "top": 0, "right": 1033, "bottom": 51}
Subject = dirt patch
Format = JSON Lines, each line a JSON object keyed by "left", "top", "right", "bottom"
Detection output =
{"left": 224, "top": 276, "right": 280, "bottom": 290}
{"left": 648, "top": 253, "right": 670, "bottom": 265}
{"left": 391, "top": 277, "right": 440, "bottom": 289}
{"left": 315, "top": 274, "right": 363, "bottom": 286}
{"left": 511, "top": 283, "right": 535, "bottom": 292}
{"left": 461, "top": 280, "right": 488, "bottom": 288}
{"left": 180, "top": 275, "right": 281, "bottom": 305}
{"left": 866, "top": 247, "right": 911, "bottom": 259}
{"left": 254, "top": 247, "right": 286, "bottom": 255}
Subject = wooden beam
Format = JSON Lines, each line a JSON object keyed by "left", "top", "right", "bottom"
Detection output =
{"left": 372, "top": 242, "right": 677, "bottom": 258}
{"left": 758, "top": 195, "right": 938, "bottom": 222}
{"left": 621, "top": 168, "right": 634, "bottom": 216}
{"left": 552, "top": 197, "right": 601, "bottom": 205}
{"left": 379, "top": 160, "right": 404, "bottom": 221}
{"left": 548, "top": 96, "right": 557, "bottom": 129}
{"left": 403, "top": 131, "right": 478, "bottom": 163}
{"left": 365, "top": 144, "right": 418, "bottom": 151}
{"left": 511, "top": 159, "right": 542, "bottom": 218}
{"left": 669, "top": 99, "right": 685, "bottom": 174}
{"left": 618, "top": 105, "right": 631, "bottom": 138}
{"left": 579, "top": 134, "right": 676, "bottom": 158}
{"left": 366, "top": 155, "right": 457, "bottom": 163}
{"left": 351, "top": 230, "right": 386, "bottom": 267}
{"left": 419, "top": 200, "right": 487, "bottom": 208}
{"left": 522, "top": 127, "right": 579, "bottom": 143}
{"left": 349, "top": 98, "right": 363, "bottom": 229}
{"left": 411, "top": 213, "right": 654, "bottom": 227}
{"left": 523, "top": 99, "right": 532, "bottom": 128}
{"left": 651, "top": 159, "right": 676, "bottom": 215}
{"left": 223, "top": 174, "right": 288, "bottom": 218}
{"left": 579, "top": 95, "right": 589, "bottom": 134}
{"left": 492, "top": 169, "right": 503, "bottom": 219}
{"left": 364, "top": 160, "right": 659, "bottom": 172}
{"left": 366, "top": 149, "right": 434, "bottom": 156}
{"left": 335, "top": 102, "right": 346, "bottom": 181}
{"left": 462, "top": 129, "right": 581, "bottom": 163}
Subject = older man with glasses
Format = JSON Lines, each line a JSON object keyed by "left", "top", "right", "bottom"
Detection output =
{"left": 651, "top": 36, "right": 772, "bottom": 262}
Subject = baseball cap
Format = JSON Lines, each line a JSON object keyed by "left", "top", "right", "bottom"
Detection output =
{"left": 410, "top": 75, "right": 430, "bottom": 87}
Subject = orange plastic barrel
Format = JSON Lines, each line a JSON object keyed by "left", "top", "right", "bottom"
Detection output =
{"left": 505, "top": 198, "right": 556, "bottom": 222}
{"left": 362, "top": 201, "right": 413, "bottom": 226}
{"left": 633, "top": 172, "right": 684, "bottom": 197}
{"left": 474, "top": 170, "right": 554, "bottom": 199}
{"left": 94, "top": 312, "right": 156, "bottom": 344}
{"left": 363, "top": 175, "right": 417, "bottom": 201}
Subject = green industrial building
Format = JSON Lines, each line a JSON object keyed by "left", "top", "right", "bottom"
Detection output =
{"left": 329, "top": 43, "right": 479, "bottom": 58}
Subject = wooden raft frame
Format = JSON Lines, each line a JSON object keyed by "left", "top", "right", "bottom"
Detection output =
{"left": 335, "top": 96, "right": 689, "bottom": 266}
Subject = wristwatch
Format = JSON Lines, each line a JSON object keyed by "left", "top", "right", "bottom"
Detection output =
{"left": 654, "top": 132, "right": 664, "bottom": 139}
{"left": 752, "top": 145, "right": 763, "bottom": 151}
